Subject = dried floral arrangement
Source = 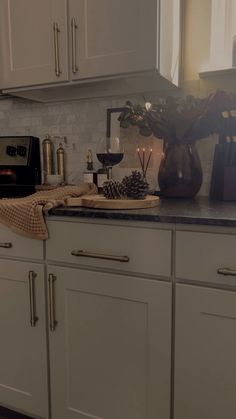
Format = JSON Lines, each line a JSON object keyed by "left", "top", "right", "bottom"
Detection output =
{"left": 118, "top": 91, "right": 236, "bottom": 145}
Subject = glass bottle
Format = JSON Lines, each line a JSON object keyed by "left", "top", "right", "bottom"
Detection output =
{"left": 83, "top": 149, "right": 97, "bottom": 185}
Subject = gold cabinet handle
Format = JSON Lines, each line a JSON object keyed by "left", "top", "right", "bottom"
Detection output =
{"left": 28, "top": 271, "right": 38, "bottom": 327}
{"left": 48, "top": 274, "right": 57, "bottom": 331}
{"left": 217, "top": 267, "right": 236, "bottom": 276}
{"left": 0, "top": 242, "right": 12, "bottom": 248}
{"left": 71, "top": 250, "right": 130, "bottom": 263}
{"left": 53, "top": 22, "right": 62, "bottom": 77}
{"left": 71, "top": 17, "right": 78, "bottom": 74}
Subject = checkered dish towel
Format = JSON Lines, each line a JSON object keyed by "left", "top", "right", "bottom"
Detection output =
{"left": 0, "top": 183, "right": 97, "bottom": 240}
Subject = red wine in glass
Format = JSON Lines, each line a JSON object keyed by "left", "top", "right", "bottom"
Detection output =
{"left": 96, "top": 152, "right": 124, "bottom": 167}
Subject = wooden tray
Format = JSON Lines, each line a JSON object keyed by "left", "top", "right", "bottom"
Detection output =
{"left": 66, "top": 194, "right": 159, "bottom": 209}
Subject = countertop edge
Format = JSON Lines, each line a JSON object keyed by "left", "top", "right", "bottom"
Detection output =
{"left": 49, "top": 198, "right": 236, "bottom": 228}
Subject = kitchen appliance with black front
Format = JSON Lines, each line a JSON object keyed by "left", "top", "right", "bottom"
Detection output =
{"left": 0, "top": 136, "right": 41, "bottom": 197}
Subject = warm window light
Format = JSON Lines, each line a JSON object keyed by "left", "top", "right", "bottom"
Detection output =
{"left": 203, "top": 0, "right": 236, "bottom": 71}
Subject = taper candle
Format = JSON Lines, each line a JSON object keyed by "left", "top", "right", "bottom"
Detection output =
{"left": 137, "top": 148, "right": 143, "bottom": 169}
{"left": 144, "top": 149, "right": 152, "bottom": 177}
{"left": 142, "top": 148, "right": 145, "bottom": 172}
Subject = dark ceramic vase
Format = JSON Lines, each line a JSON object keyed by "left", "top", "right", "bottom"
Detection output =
{"left": 158, "top": 142, "right": 203, "bottom": 198}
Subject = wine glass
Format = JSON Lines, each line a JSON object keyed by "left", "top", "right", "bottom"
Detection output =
{"left": 96, "top": 136, "right": 124, "bottom": 179}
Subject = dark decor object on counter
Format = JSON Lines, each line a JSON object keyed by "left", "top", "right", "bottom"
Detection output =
{"left": 96, "top": 152, "right": 124, "bottom": 167}
{"left": 83, "top": 149, "right": 97, "bottom": 185}
{"left": 103, "top": 179, "right": 126, "bottom": 199}
{"left": 122, "top": 170, "right": 149, "bottom": 200}
{"left": 158, "top": 143, "right": 203, "bottom": 198}
{"left": 119, "top": 91, "right": 236, "bottom": 198}
{"left": 103, "top": 171, "right": 149, "bottom": 200}
{"left": 210, "top": 142, "right": 236, "bottom": 200}
{"left": 95, "top": 106, "right": 126, "bottom": 187}
{"left": 96, "top": 136, "right": 124, "bottom": 184}
{"left": 0, "top": 136, "right": 41, "bottom": 197}
{"left": 96, "top": 166, "right": 108, "bottom": 193}
{"left": 210, "top": 109, "right": 236, "bottom": 201}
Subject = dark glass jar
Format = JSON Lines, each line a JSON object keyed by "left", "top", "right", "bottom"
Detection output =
{"left": 158, "top": 142, "right": 203, "bottom": 198}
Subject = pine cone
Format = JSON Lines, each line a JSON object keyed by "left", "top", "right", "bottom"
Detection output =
{"left": 121, "top": 171, "right": 149, "bottom": 199}
{"left": 103, "top": 180, "right": 126, "bottom": 199}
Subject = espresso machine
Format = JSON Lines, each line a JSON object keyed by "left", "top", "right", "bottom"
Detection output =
{"left": 0, "top": 136, "right": 41, "bottom": 197}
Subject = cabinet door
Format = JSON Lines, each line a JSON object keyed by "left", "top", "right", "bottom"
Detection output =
{"left": 68, "top": 0, "right": 158, "bottom": 80}
{"left": 0, "top": 259, "right": 48, "bottom": 418}
{"left": 48, "top": 265, "right": 171, "bottom": 419}
{"left": 0, "top": 0, "right": 68, "bottom": 89}
{"left": 175, "top": 284, "right": 236, "bottom": 419}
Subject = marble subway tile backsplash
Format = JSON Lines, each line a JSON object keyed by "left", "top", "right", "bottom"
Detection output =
{"left": 0, "top": 95, "right": 216, "bottom": 195}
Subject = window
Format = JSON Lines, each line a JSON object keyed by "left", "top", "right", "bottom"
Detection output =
{"left": 210, "top": 0, "right": 236, "bottom": 69}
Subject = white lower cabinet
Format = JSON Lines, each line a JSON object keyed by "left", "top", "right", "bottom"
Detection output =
{"left": 4, "top": 219, "right": 236, "bottom": 419}
{"left": 47, "top": 265, "right": 172, "bottom": 419}
{"left": 0, "top": 259, "right": 49, "bottom": 418}
{"left": 174, "top": 283, "right": 236, "bottom": 419}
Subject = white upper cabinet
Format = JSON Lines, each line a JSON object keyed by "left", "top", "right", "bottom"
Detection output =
{"left": 0, "top": 0, "right": 181, "bottom": 92}
{"left": 0, "top": 0, "right": 68, "bottom": 88}
{"left": 68, "top": 0, "right": 158, "bottom": 80}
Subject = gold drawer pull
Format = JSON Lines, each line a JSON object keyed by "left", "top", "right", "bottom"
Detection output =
{"left": 217, "top": 267, "right": 236, "bottom": 277}
{"left": 48, "top": 274, "right": 57, "bottom": 331}
{"left": 71, "top": 17, "right": 78, "bottom": 74}
{"left": 0, "top": 242, "right": 12, "bottom": 248}
{"left": 53, "top": 22, "right": 62, "bottom": 77}
{"left": 71, "top": 250, "right": 129, "bottom": 263}
{"left": 28, "top": 271, "right": 38, "bottom": 327}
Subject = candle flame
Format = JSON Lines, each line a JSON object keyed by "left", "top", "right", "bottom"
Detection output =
{"left": 145, "top": 102, "right": 152, "bottom": 111}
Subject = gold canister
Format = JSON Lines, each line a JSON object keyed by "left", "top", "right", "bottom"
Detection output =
{"left": 42, "top": 135, "right": 54, "bottom": 183}
{"left": 56, "top": 143, "right": 65, "bottom": 182}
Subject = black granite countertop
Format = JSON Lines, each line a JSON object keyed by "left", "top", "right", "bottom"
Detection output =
{"left": 48, "top": 196, "right": 236, "bottom": 227}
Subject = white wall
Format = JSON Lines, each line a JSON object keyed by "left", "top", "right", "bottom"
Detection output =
{"left": 183, "top": 0, "right": 212, "bottom": 82}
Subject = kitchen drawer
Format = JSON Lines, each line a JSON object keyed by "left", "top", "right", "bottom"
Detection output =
{"left": 0, "top": 224, "right": 43, "bottom": 260}
{"left": 46, "top": 220, "right": 172, "bottom": 278}
{"left": 176, "top": 230, "right": 236, "bottom": 287}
